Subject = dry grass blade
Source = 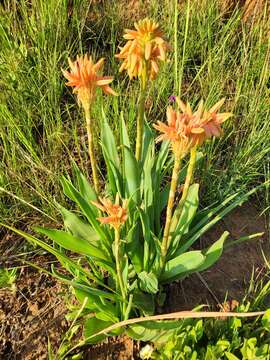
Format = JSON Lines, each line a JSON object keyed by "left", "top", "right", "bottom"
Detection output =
{"left": 65, "top": 309, "right": 266, "bottom": 356}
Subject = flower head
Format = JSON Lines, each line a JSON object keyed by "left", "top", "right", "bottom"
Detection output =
{"left": 115, "top": 18, "right": 170, "bottom": 81}
{"left": 91, "top": 195, "right": 128, "bottom": 230}
{"left": 153, "top": 98, "right": 232, "bottom": 156}
{"left": 202, "top": 98, "right": 233, "bottom": 139}
{"left": 62, "top": 54, "right": 117, "bottom": 111}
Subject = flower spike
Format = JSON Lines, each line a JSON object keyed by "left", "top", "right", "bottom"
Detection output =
{"left": 154, "top": 98, "right": 233, "bottom": 157}
{"left": 115, "top": 18, "right": 170, "bottom": 81}
{"left": 91, "top": 196, "right": 128, "bottom": 230}
{"left": 62, "top": 54, "right": 117, "bottom": 111}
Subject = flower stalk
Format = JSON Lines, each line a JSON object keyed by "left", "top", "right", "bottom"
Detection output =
{"left": 170, "top": 145, "right": 197, "bottom": 236}
{"left": 62, "top": 54, "right": 117, "bottom": 193}
{"left": 114, "top": 228, "right": 126, "bottom": 312}
{"left": 135, "top": 67, "right": 147, "bottom": 161}
{"left": 91, "top": 195, "right": 128, "bottom": 313}
{"left": 84, "top": 106, "right": 99, "bottom": 193}
{"left": 161, "top": 152, "right": 182, "bottom": 266}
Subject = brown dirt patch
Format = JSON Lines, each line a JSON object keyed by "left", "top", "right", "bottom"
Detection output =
{"left": 84, "top": 336, "right": 139, "bottom": 360}
{"left": 0, "top": 261, "right": 68, "bottom": 360}
{"left": 166, "top": 201, "right": 270, "bottom": 312}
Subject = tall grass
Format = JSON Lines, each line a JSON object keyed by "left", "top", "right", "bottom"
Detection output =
{"left": 0, "top": 0, "right": 269, "bottom": 226}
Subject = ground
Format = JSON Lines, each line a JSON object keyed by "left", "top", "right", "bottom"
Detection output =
{"left": 0, "top": 201, "right": 268, "bottom": 359}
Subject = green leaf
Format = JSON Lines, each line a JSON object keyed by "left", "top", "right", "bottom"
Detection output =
{"left": 0, "top": 267, "right": 16, "bottom": 289}
{"left": 127, "top": 320, "right": 179, "bottom": 342}
{"left": 83, "top": 318, "right": 113, "bottom": 344}
{"left": 138, "top": 271, "right": 158, "bottom": 294}
{"left": 170, "top": 184, "right": 199, "bottom": 256}
{"left": 196, "top": 231, "right": 229, "bottom": 272}
{"left": 100, "top": 109, "right": 120, "bottom": 168}
{"left": 139, "top": 209, "right": 153, "bottom": 271}
{"left": 100, "top": 110, "right": 123, "bottom": 196}
{"left": 187, "top": 192, "right": 240, "bottom": 239}
{"left": 123, "top": 146, "right": 141, "bottom": 204}
{"left": 126, "top": 220, "right": 143, "bottom": 273}
{"left": 153, "top": 140, "right": 170, "bottom": 232}
{"left": 120, "top": 112, "right": 130, "bottom": 148}
{"left": 225, "top": 353, "right": 240, "bottom": 360}
{"left": 262, "top": 309, "right": 270, "bottom": 331}
{"left": 35, "top": 227, "right": 110, "bottom": 262}
{"left": 1, "top": 224, "right": 120, "bottom": 302}
{"left": 172, "top": 183, "right": 199, "bottom": 233}
{"left": 73, "top": 288, "right": 102, "bottom": 311}
{"left": 72, "top": 162, "right": 97, "bottom": 202}
{"left": 161, "top": 251, "right": 205, "bottom": 283}
{"left": 160, "top": 153, "right": 203, "bottom": 213}
{"left": 155, "top": 140, "right": 170, "bottom": 174}
{"left": 58, "top": 204, "right": 100, "bottom": 246}
{"left": 102, "top": 147, "right": 123, "bottom": 196}
{"left": 133, "top": 290, "right": 155, "bottom": 315}
{"left": 141, "top": 121, "right": 154, "bottom": 166}
{"left": 74, "top": 288, "right": 119, "bottom": 322}
{"left": 1, "top": 223, "right": 96, "bottom": 281}
{"left": 60, "top": 176, "right": 110, "bottom": 245}
{"left": 142, "top": 139, "right": 155, "bottom": 226}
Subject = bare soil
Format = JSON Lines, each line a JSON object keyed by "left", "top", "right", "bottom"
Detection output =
{"left": 166, "top": 202, "right": 270, "bottom": 312}
{"left": 0, "top": 202, "right": 269, "bottom": 359}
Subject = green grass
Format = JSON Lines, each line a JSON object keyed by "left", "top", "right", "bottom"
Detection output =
{"left": 143, "top": 267, "right": 270, "bottom": 359}
{"left": 0, "top": 0, "right": 269, "bottom": 225}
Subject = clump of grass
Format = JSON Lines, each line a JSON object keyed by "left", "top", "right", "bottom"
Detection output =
{"left": 0, "top": 0, "right": 269, "bottom": 227}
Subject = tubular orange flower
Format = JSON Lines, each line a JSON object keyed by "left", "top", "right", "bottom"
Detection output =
{"left": 91, "top": 196, "right": 128, "bottom": 230}
{"left": 62, "top": 54, "right": 118, "bottom": 193}
{"left": 153, "top": 98, "right": 232, "bottom": 156}
{"left": 115, "top": 18, "right": 170, "bottom": 81}
{"left": 62, "top": 54, "right": 117, "bottom": 111}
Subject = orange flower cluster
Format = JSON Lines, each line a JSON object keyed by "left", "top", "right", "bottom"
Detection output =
{"left": 92, "top": 196, "right": 128, "bottom": 230}
{"left": 154, "top": 98, "right": 232, "bottom": 156}
{"left": 115, "top": 18, "right": 170, "bottom": 80}
{"left": 62, "top": 55, "right": 117, "bottom": 111}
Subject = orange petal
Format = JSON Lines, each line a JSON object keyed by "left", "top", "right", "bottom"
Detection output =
{"left": 91, "top": 201, "right": 106, "bottom": 212}
{"left": 195, "top": 99, "right": 204, "bottom": 118}
{"left": 129, "top": 53, "right": 138, "bottom": 73}
{"left": 191, "top": 127, "right": 205, "bottom": 134}
{"left": 96, "top": 76, "right": 114, "bottom": 86}
{"left": 102, "top": 85, "right": 118, "bottom": 96}
{"left": 145, "top": 42, "right": 152, "bottom": 60}
{"left": 215, "top": 112, "right": 233, "bottom": 123}
{"left": 151, "top": 60, "right": 159, "bottom": 74}
{"left": 123, "top": 30, "right": 138, "bottom": 40}
{"left": 166, "top": 106, "right": 176, "bottom": 126}
{"left": 177, "top": 98, "right": 187, "bottom": 113}
{"left": 186, "top": 102, "right": 192, "bottom": 116}
{"left": 209, "top": 98, "right": 225, "bottom": 113}
{"left": 158, "top": 44, "right": 166, "bottom": 61}
{"left": 119, "top": 61, "right": 127, "bottom": 73}
{"left": 97, "top": 216, "right": 116, "bottom": 224}
{"left": 93, "top": 58, "right": 105, "bottom": 71}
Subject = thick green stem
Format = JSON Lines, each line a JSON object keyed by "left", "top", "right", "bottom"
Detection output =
{"left": 161, "top": 153, "right": 182, "bottom": 266}
{"left": 114, "top": 228, "right": 126, "bottom": 312}
{"left": 85, "top": 108, "right": 99, "bottom": 193}
{"left": 135, "top": 70, "right": 147, "bottom": 161}
{"left": 170, "top": 145, "right": 197, "bottom": 235}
